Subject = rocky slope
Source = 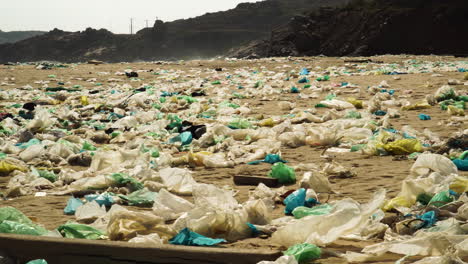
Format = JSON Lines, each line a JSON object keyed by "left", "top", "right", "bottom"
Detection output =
{"left": 229, "top": 0, "right": 468, "bottom": 58}
{"left": 0, "top": 0, "right": 349, "bottom": 63}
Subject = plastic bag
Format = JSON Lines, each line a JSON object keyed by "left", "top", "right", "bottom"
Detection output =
{"left": 0, "top": 161, "right": 27, "bottom": 175}
{"left": 26, "top": 260, "right": 48, "bottom": 264}
{"left": 118, "top": 188, "right": 157, "bottom": 206}
{"left": 292, "top": 204, "right": 333, "bottom": 219}
{"left": 449, "top": 176, "right": 468, "bottom": 194}
{"left": 346, "top": 97, "right": 363, "bottom": 109}
{"left": 153, "top": 188, "right": 194, "bottom": 221}
{"left": 257, "top": 256, "right": 298, "bottom": 264}
{"left": 284, "top": 189, "right": 306, "bottom": 214}
{"left": 57, "top": 222, "right": 105, "bottom": 240}
{"left": 0, "top": 207, "right": 48, "bottom": 236}
{"left": 411, "top": 154, "right": 458, "bottom": 177}
{"left": 248, "top": 154, "right": 287, "bottom": 165}
{"left": 85, "top": 193, "right": 114, "bottom": 207}
{"left": 272, "top": 189, "right": 386, "bottom": 247}
{"left": 193, "top": 184, "right": 238, "bottom": 210}
{"left": 107, "top": 207, "right": 175, "bottom": 241}
{"left": 228, "top": 118, "right": 253, "bottom": 129}
{"left": 75, "top": 201, "right": 107, "bottom": 223}
{"left": 159, "top": 167, "right": 197, "bottom": 195}
{"left": 169, "top": 131, "right": 193, "bottom": 145}
{"left": 300, "top": 172, "right": 332, "bottom": 193}
{"left": 269, "top": 163, "right": 296, "bottom": 184}
{"left": 283, "top": 243, "right": 321, "bottom": 263}
{"left": 453, "top": 159, "right": 468, "bottom": 171}
{"left": 428, "top": 190, "right": 455, "bottom": 207}
{"left": 128, "top": 233, "right": 164, "bottom": 245}
{"left": 64, "top": 197, "right": 84, "bottom": 215}
{"left": 108, "top": 173, "right": 143, "bottom": 191}
{"left": 382, "top": 139, "right": 423, "bottom": 155}
{"left": 169, "top": 228, "right": 226, "bottom": 246}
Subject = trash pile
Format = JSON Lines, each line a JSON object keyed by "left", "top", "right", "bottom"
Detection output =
{"left": 0, "top": 56, "right": 466, "bottom": 263}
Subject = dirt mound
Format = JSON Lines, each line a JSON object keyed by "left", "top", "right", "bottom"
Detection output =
{"left": 229, "top": 0, "right": 468, "bottom": 58}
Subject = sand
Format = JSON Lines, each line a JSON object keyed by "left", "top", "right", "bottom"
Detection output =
{"left": 0, "top": 55, "right": 467, "bottom": 263}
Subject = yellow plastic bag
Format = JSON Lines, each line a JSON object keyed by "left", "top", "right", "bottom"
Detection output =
{"left": 187, "top": 151, "right": 212, "bottom": 167}
{"left": 80, "top": 96, "right": 89, "bottom": 106}
{"left": 447, "top": 105, "right": 465, "bottom": 116}
{"left": 382, "top": 196, "right": 413, "bottom": 211}
{"left": 346, "top": 97, "right": 363, "bottom": 109}
{"left": 450, "top": 176, "right": 468, "bottom": 194}
{"left": 401, "top": 102, "right": 431, "bottom": 111}
{"left": 0, "top": 161, "right": 27, "bottom": 176}
{"left": 383, "top": 139, "right": 423, "bottom": 155}
{"left": 259, "top": 118, "right": 275, "bottom": 127}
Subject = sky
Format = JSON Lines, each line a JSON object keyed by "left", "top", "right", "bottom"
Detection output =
{"left": 0, "top": 0, "right": 261, "bottom": 34}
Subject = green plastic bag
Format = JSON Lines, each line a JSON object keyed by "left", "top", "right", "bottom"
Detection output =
{"left": 26, "top": 260, "right": 48, "bottom": 264}
{"left": 57, "top": 222, "right": 105, "bottom": 240}
{"left": 0, "top": 207, "right": 48, "bottom": 236}
{"left": 283, "top": 243, "right": 321, "bottom": 263}
{"left": 32, "top": 167, "right": 57, "bottom": 183}
{"left": 268, "top": 162, "right": 296, "bottom": 184}
{"left": 292, "top": 204, "right": 333, "bottom": 219}
{"left": 118, "top": 188, "right": 157, "bottom": 207}
{"left": 428, "top": 190, "right": 455, "bottom": 207}
{"left": 228, "top": 118, "right": 252, "bottom": 129}
{"left": 82, "top": 141, "right": 97, "bottom": 151}
{"left": 108, "top": 173, "right": 143, "bottom": 191}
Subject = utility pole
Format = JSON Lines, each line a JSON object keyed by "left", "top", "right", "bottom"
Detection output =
{"left": 145, "top": 20, "right": 149, "bottom": 28}
{"left": 130, "top": 18, "right": 134, "bottom": 34}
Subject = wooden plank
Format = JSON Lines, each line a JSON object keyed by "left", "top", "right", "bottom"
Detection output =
{"left": 0, "top": 234, "right": 281, "bottom": 264}
{"left": 233, "top": 175, "right": 278, "bottom": 187}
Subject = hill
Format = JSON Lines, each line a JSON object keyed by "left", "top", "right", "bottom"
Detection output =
{"left": 0, "top": 30, "right": 45, "bottom": 44}
{"left": 229, "top": 0, "right": 468, "bottom": 58}
{"left": 0, "top": 0, "right": 350, "bottom": 62}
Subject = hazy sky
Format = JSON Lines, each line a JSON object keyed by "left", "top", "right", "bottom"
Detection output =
{"left": 1, "top": 0, "right": 261, "bottom": 34}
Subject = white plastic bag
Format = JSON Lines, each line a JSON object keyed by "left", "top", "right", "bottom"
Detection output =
{"left": 153, "top": 188, "right": 194, "bottom": 221}
{"left": 159, "top": 167, "right": 198, "bottom": 195}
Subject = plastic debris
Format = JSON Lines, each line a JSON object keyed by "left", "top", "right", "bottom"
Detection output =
{"left": 169, "top": 228, "right": 226, "bottom": 246}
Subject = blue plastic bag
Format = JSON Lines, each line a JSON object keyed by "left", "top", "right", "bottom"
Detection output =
{"left": 169, "top": 131, "right": 193, "bottom": 145}
{"left": 299, "top": 68, "right": 309, "bottom": 75}
{"left": 418, "top": 114, "right": 431, "bottom": 120}
{"left": 248, "top": 154, "right": 287, "bottom": 165}
{"left": 64, "top": 197, "right": 83, "bottom": 215}
{"left": 416, "top": 210, "right": 437, "bottom": 228}
{"left": 169, "top": 228, "right": 226, "bottom": 246}
{"left": 284, "top": 188, "right": 306, "bottom": 214}
{"left": 453, "top": 159, "right": 468, "bottom": 171}
{"left": 298, "top": 77, "right": 309, "bottom": 84}
{"left": 85, "top": 193, "right": 114, "bottom": 207}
